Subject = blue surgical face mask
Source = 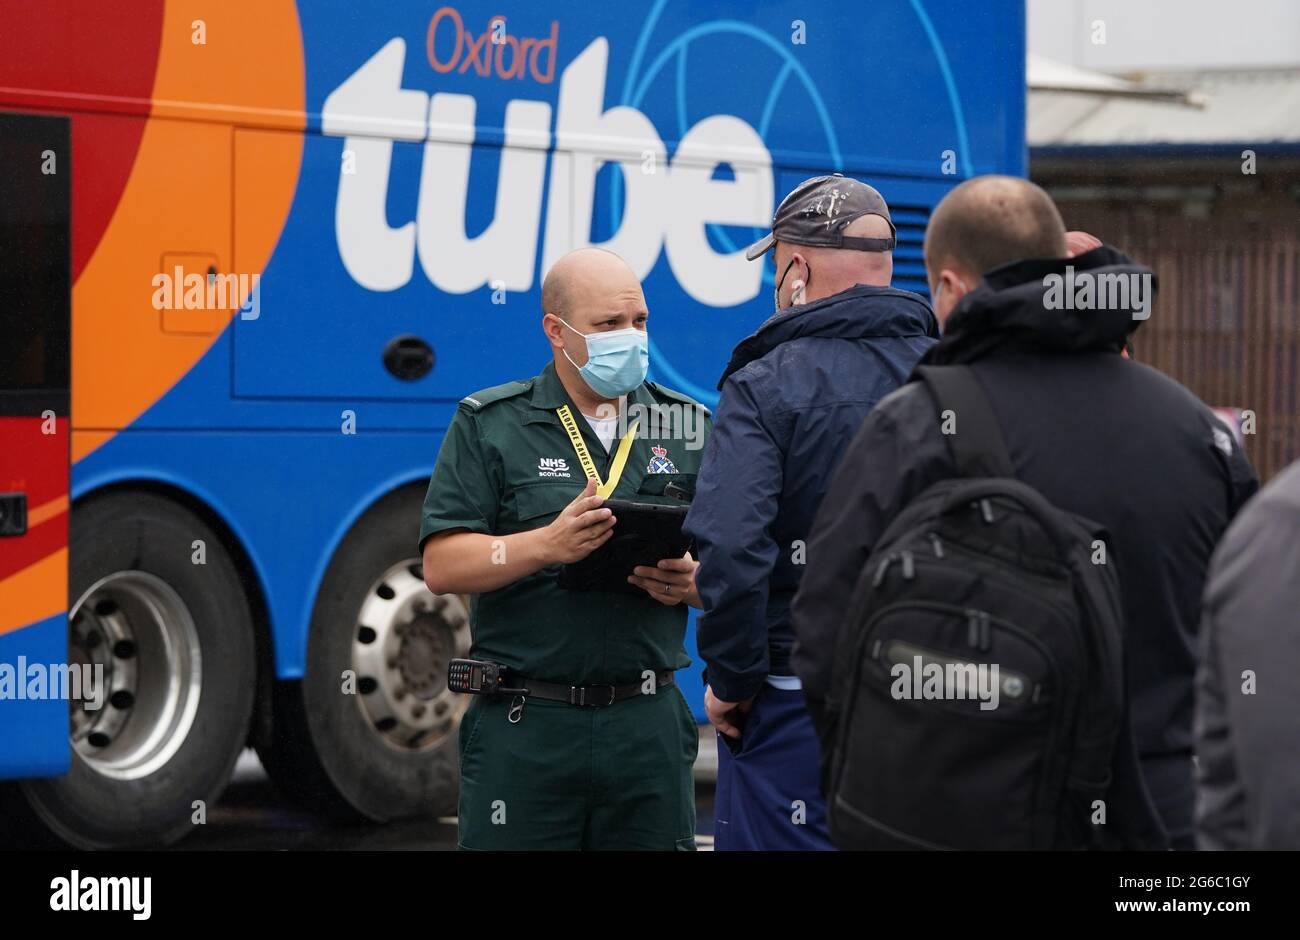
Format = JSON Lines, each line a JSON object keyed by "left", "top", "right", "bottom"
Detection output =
{"left": 558, "top": 319, "right": 649, "bottom": 398}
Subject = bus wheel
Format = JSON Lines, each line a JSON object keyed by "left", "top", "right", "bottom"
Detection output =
{"left": 259, "top": 486, "right": 470, "bottom": 821}
{"left": 18, "top": 491, "right": 256, "bottom": 848}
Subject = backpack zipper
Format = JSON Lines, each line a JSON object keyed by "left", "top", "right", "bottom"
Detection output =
{"left": 872, "top": 549, "right": 918, "bottom": 586}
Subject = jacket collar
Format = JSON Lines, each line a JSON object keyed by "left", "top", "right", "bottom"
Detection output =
{"left": 524, "top": 361, "right": 655, "bottom": 424}
{"left": 719, "top": 284, "right": 937, "bottom": 388}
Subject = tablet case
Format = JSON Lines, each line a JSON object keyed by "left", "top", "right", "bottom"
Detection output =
{"left": 557, "top": 499, "right": 692, "bottom": 594}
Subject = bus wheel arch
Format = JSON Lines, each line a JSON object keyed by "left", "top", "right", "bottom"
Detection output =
{"left": 257, "top": 482, "right": 470, "bottom": 822}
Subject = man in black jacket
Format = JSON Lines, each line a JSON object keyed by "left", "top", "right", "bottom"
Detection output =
{"left": 791, "top": 176, "right": 1257, "bottom": 848}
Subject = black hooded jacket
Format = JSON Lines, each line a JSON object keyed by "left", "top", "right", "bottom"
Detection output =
{"left": 791, "top": 247, "right": 1258, "bottom": 846}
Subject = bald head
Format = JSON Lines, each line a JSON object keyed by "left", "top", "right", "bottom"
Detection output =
{"left": 541, "top": 247, "right": 643, "bottom": 323}
{"left": 1065, "top": 230, "right": 1103, "bottom": 257}
{"left": 923, "top": 176, "right": 1067, "bottom": 326}
{"left": 774, "top": 213, "right": 894, "bottom": 309}
{"left": 541, "top": 248, "right": 648, "bottom": 402}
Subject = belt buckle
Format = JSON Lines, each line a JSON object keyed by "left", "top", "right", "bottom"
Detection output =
{"left": 570, "top": 684, "right": 617, "bottom": 707}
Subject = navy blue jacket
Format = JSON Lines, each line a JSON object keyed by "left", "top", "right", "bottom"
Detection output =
{"left": 683, "top": 285, "right": 937, "bottom": 702}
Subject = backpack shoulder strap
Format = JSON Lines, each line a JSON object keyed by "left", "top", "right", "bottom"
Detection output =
{"left": 914, "top": 364, "right": 1015, "bottom": 479}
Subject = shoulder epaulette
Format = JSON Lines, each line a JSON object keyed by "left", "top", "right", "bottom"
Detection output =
{"left": 459, "top": 379, "right": 533, "bottom": 412}
{"left": 646, "top": 381, "right": 712, "bottom": 417}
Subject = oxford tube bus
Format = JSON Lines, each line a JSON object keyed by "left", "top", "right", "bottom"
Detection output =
{"left": 0, "top": 0, "right": 1024, "bottom": 847}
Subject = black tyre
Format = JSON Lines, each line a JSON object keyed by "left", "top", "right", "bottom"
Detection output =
{"left": 12, "top": 490, "right": 256, "bottom": 848}
{"left": 258, "top": 485, "right": 469, "bottom": 821}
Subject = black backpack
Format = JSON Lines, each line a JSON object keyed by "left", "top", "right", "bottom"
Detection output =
{"left": 824, "top": 365, "right": 1167, "bottom": 850}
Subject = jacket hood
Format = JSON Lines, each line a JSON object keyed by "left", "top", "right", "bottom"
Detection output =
{"left": 719, "top": 284, "right": 937, "bottom": 388}
{"left": 922, "top": 246, "right": 1156, "bottom": 366}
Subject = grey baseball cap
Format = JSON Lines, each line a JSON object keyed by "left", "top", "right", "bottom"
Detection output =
{"left": 744, "top": 173, "right": 896, "bottom": 261}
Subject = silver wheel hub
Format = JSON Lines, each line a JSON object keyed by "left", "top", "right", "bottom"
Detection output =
{"left": 352, "top": 560, "right": 470, "bottom": 751}
{"left": 68, "top": 571, "right": 202, "bottom": 781}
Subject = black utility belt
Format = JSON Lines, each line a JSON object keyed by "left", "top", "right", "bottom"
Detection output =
{"left": 448, "top": 658, "right": 674, "bottom": 707}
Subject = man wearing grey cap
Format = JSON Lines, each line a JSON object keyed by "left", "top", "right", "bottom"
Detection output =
{"left": 683, "top": 175, "right": 938, "bottom": 850}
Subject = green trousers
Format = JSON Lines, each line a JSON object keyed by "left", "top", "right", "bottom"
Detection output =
{"left": 457, "top": 683, "right": 698, "bottom": 850}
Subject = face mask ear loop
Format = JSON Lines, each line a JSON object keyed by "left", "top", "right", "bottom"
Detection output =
{"left": 775, "top": 257, "right": 793, "bottom": 311}
{"left": 775, "top": 256, "right": 813, "bottom": 311}
{"left": 552, "top": 314, "right": 587, "bottom": 371}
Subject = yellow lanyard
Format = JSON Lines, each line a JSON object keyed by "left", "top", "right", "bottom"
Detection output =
{"left": 556, "top": 405, "right": 640, "bottom": 499}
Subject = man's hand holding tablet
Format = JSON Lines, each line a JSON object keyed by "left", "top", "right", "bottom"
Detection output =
{"left": 628, "top": 552, "right": 700, "bottom": 607}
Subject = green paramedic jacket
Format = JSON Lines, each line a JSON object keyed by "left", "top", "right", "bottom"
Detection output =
{"left": 419, "top": 362, "right": 712, "bottom": 686}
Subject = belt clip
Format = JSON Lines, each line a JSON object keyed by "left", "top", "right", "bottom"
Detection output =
{"left": 507, "top": 695, "right": 526, "bottom": 724}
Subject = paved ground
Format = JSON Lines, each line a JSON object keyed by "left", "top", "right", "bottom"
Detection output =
{"left": 180, "top": 728, "right": 719, "bottom": 851}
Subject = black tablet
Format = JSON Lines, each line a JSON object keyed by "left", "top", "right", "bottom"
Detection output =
{"left": 557, "top": 499, "right": 692, "bottom": 595}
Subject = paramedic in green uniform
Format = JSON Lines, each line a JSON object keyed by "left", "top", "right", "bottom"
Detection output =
{"left": 419, "top": 248, "right": 712, "bottom": 850}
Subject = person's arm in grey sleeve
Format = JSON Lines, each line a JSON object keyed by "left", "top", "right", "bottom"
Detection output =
{"left": 684, "top": 376, "right": 783, "bottom": 703}
{"left": 791, "top": 385, "right": 953, "bottom": 735}
{"left": 1196, "top": 468, "right": 1300, "bottom": 849}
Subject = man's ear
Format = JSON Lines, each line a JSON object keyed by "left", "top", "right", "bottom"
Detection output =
{"left": 786, "top": 252, "right": 811, "bottom": 300}
{"left": 542, "top": 312, "right": 565, "bottom": 349}
{"left": 941, "top": 267, "right": 974, "bottom": 300}
{"left": 938, "top": 268, "right": 957, "bottom": 297}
